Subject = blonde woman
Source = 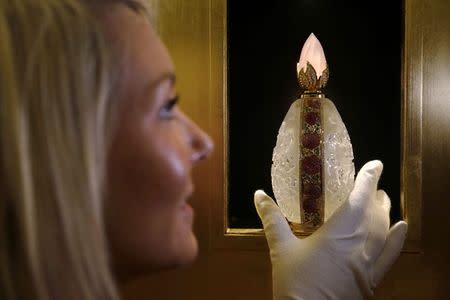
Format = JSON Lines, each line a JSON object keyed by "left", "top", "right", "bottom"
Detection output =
{"left": 0, "top": 0, "right": 407, "bottom": 299}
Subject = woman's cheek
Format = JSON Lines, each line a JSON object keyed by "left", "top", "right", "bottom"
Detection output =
{"left": 154, "top": 131, "right": 192, "bottom": 187}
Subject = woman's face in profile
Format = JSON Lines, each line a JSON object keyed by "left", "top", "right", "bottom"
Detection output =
{"left": 104, "top": 6, "right": 213, "bottom": 278}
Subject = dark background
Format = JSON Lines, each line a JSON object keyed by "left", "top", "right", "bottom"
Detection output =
{"left": 228, "top": 1, "right": 403, "bottom": 228}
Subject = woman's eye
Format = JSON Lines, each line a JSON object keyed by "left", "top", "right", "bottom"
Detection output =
{"left": 159, "top": 95, "right": 179, "bottom": 119}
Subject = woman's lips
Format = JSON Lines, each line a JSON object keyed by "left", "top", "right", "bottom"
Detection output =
{"left": 180, "top": 202, "right": 194, "bottom": 224}
{"left": 181, "top": 184, "right": 194, "bottom": 223}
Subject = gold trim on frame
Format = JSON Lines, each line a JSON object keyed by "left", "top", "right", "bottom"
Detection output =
{"left": 400, "top": 0, "right": 424, "bottom": 253}
{"left": 211, "top": 0, "right": 422, "bottom": 253}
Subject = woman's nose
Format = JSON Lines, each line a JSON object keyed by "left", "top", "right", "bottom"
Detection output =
{"left": 178, "top": 109, "right": 214, "bottom": 163}
{"left": 191, "top": 125, "right": 214, "bottom": 163}
{"left": 184, "top": 115, "right": 213, "bottom": 163}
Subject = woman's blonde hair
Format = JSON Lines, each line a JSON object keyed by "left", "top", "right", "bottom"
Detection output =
{"left": 0, "top": 0, "right": 149, "bottom": 299}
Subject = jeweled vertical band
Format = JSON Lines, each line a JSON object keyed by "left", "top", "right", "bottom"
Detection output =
{"left": 299, "top": 95, "right": 324, "bottom": 233}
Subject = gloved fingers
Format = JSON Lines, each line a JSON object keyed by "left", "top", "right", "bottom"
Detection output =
{"left": 323, "top": 160, "right": 383, "bottom": 236}
{"left": 372, "top": 221, "right": 408, "bottom": 286}
{"left": 349, "top": 160, "right": 383, "bottom": 218}
{"left": 254, "top": 190, "right": 294, "bottom": 249}
{"left": 363, "top": 190, "right": 391, "bottom": 263}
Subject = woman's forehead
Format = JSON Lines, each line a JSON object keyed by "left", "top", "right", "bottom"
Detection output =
{"left": 103, "top": 6, "right": 175, "bottom": 98}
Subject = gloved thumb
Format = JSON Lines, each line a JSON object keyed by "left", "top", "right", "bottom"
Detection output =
{"left": 254, "top": 190, "right": 294, "bottom": 249}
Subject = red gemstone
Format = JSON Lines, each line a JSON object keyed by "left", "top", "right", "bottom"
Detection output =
{"left": 305, "top": 112, "right": 320, "bottom": 125}
{"left": 302, "top": 155, "right": 321, "bottom": 175}
{"left": 302, "top": 198, "right": 318, "bottom": 213}
{"left": 303, "top": 183, "right": 322, "bottom": 200}
{"left": 307, "top": 99, "right": 321, "bottom": 109}
{"left": 302, "top": 133, "right": 321, "bottom": 149}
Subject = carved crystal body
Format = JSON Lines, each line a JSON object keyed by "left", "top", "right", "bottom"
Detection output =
{"left": 271, "top": 98, "right": 355, "bottom": 223}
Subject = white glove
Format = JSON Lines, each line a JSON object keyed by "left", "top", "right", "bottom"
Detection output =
{"left": 255, "top": 160, "right": 408, "bottom": 300}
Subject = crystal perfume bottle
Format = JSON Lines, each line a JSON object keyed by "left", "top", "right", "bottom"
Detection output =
{"left": 271, "top": 33, "right": 355, "bottom": 235}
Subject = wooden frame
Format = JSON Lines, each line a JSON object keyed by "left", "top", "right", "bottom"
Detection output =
{"left": 210, "top": 0, "right": 422, "bottom": 252}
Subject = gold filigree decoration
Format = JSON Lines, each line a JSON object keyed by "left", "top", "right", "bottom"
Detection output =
{"left": 319, "top": 66, "right": 329, "bottom": 89}
{"left": 297, "top": 62, "right": 329, "bottom": 92}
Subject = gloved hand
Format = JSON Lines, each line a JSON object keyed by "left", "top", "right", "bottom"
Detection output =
{"left": 255, "top": 160, "right": 408, "bottom": 300}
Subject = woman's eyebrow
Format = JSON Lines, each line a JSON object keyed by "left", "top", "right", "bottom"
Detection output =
{"left": 146, "top": 72, "right": 176, "bottom": 93}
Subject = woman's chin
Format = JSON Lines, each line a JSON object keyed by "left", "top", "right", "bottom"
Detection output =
{"left": 170, "top": 203, "right": 198, "bottom": 265}
{"left": 173, "top": 228, "right": 198, "bottom": 266}
{"left": 118, "top": 233, "right": 198, "bottom": 280}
